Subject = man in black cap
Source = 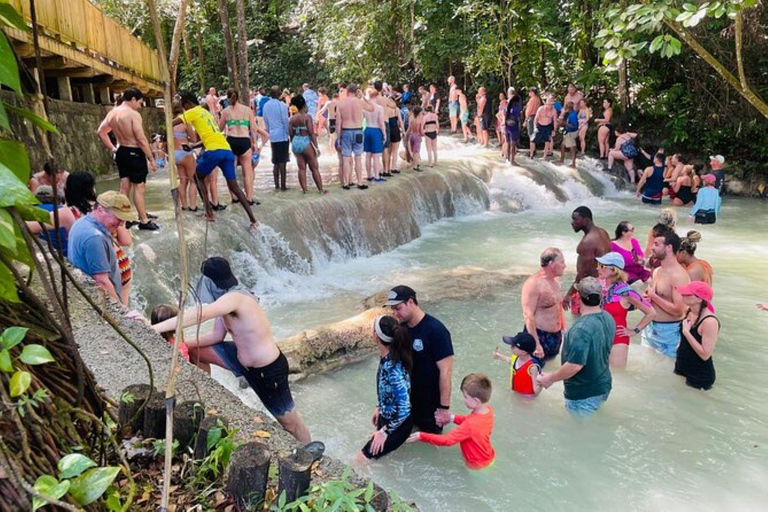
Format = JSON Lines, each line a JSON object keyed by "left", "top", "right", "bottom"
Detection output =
{"left": 538, "top": 277, "right": 614, "bottom": 417}
{"left": 152, "top": 257, "right": 311, "bottom": 443}
{"left": 386, "top": 285, "right": 454, "bottom": 433}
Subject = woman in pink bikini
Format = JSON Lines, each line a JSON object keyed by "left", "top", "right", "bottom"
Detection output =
{"left": 611, "top": 221, "right": 650, "bottom": 283}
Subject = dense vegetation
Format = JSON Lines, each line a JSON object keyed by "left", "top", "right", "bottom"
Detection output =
{"left": 99, "top": 0, "right": 768, "bottom": 179}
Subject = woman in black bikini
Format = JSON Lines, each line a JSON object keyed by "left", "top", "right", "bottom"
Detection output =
{"left": 423, "top": 105, "right": 439, "bottom": 167}
{"left": 596, "top": 99, "right": 614, "bottom": 159}
{"left": 672, "top": 165, "right": 695, "bottom": 206}
{"left": 675, "top": 282, "right": 719, "bottom": 390}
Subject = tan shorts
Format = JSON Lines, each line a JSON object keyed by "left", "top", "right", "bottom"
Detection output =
{"left": 564, "top": 131, "right": 578, "bottom": 149}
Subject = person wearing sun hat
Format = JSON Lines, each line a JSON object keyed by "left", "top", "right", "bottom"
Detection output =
{"left": 67, "top": 190, "right": 136, "bottom": 303}
{"left": 674, "top": 281, "right": 720, "bottom": 390}
{"left": 689, "top": 173, "right": 721, "bottom": 224}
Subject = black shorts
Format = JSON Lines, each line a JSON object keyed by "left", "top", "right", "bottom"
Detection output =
{"left": 388, "top": 117, "right": 401, "bottom": 143}
{"left": 361, "top": 416, "right": 413, "bottom": 459}
{"left": 227, "top": 136, "right": 251, "bottom": 157}
{"left": 271, "top": 141, "right": 290, "bottom": 164}
{"left": 425, "top": 131, "right": 437, "bottom": 140}
{"left": 329, "top": 119, "right": 336, "bottom": 134}
{"left": 212, "top": 344, "right": 295, "bottom": 417}
{"left": 411, "top": 407, "right": 442, "bottom": 434}
{"left": 480, "top": 116, "right": 492, "bottom": 131}
{"left": 115, "top": 146, "right": 148, "bottom": 184}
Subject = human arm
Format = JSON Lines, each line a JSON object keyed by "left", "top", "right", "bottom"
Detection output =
{"left": 113, "top": 224, "right": 132, "bottom": 247}
{"left": 529, "top": 363, "right": 542, "bottom": 395}
{"left": 410, "top": 417, "right": 473, "bottom": 446}
{"left": 26, "top": 206, "right": 76, "bottom": 234}
{"left": 646, "top": 281, "right": 688, "bottom": 318}
{"left": 616, "top": 295, "right": 656, "bottom": 338}
{"left": 92, "top": 273, "right": 120, "bottom": 302}
{"left": 681, "top": 316, "right": 718, "bottom": 360}
{"left": 757, "top": 303, "right": 768, "bottom": 311}
{"left": 491, "top": 347, "right": 511, "bottom": 364}
{"left": 218, "top": 108, "right": 228, "bottom": 132}
{"left": 96, "top": 115, "right": 116, "bottom": 152}
{"left": 537, "top": 362, "right": 583, "bottom": 388}
{"left": 434, "top": 355, "right": 453, "bottom": 425}
{"left": 183, "top": 316, "right": 228, "bottom": 348}
{"left": 153, "top": 293, "right": 239, "bottom": 334}
{"left": 130, "top": 114, "right": 156, "bottom": 168}
{"left": 635, "top": 168, "right": 651, "bottom": 197}
{"left": 521, "top": 278, "right": 545, "bottom": 358}
{"left": 436, "top": 98, "right": 441, "bottom": 113}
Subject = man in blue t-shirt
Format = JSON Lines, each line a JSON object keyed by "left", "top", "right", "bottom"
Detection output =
{"left": 558, "top": 101, "right": 580, "bottom": 167}
{"left": 68, "top": 191, "right": 136, "bottom": 304}
{"left": 387, "top": 285, "right": 454, "bottom": 433}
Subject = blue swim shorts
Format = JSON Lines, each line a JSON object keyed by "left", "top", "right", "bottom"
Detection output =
{"left": 449, "top": 101, "right": 459, "bottom": 116}
{"left": 641, "top": 320, "right": 681, "bottom": 359}
{"left": 363, "top": 127, "right": 384, "bottom": 154}
{"left": 341, "top": 128, "right": 364, "bottom": 157}
{"left": 564, "top": 392, "right": 610, "bottom": 417}
{"left": 196, "top": 149, "right": 236, "bottom": 180}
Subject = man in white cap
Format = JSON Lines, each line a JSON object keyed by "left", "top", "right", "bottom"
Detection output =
{"left": 709, "top": 154, "right": 725, "bottom": 194}
{"left": 68, "top": 191, "right": 137, "bottom": 303}
{"left": 538, "top": 276, "right": 614, "bottom": 416}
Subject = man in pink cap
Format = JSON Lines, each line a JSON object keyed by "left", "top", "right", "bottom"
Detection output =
{"left": 674, "top": 281, "right": 719, "bottom": 390}
{"left": 689, "top": 174, "right": 721, "bottom": 224}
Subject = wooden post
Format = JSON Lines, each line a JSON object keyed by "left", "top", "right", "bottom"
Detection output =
{"left": 277, "top": 448, "right": 314, "bottom": 504}
{"left": 226, "top": 442, "right": 271, "bottom": 510}
{"left": 82, "top": 83, "right": 95, "bottom": 104}
{"left": 216, "top": 0, "right": 238, "bottom": 89}
{"left": 97, "top": 87, "right": 111, "bottom": 105}
{"left": 193, "top": 415, "right": 228, "bottom": 460}
{"left": 172, "top": 401, "right": 204, "bottom": 450}
{"left": 370, "top": 483, "right": 390, "bottom": 512}
{"left": 142, "top": 391, "right": 167, "bottom": 439}
{"left": 117, "top": 384, "right": 156, "bottom": 436}
{"left": 56, "top": 76, "right": 73, "bottom": 102}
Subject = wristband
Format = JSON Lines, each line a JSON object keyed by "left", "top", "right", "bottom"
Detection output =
{"left": 438, "top": 404, "right": 450, "bottom": 410}
{"left": 633, "top": 327, "right": 640, "bottom": 334}
{"left": 379, "top": 429, "right": 388, "bottom": 438}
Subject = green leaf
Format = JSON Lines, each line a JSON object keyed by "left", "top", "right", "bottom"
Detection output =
{"left": 0, "top": 209, "right": 14, "bottom": 251}
{"left": 0, "top": 33, "right": 20, "bottom": 94}
{"left": 0, "top": 139, "right": 31, "bottom": 182}
{"left": 0, "top": 263, "right": 19, "bottom": 302}
{"left": 68, "top": 467, "right": 121, "bottom": 506}
{"left": 0, "top": 101, "right": 8, "bottom": 131}
{"left": 19, "top": 344, "right": 54, "bottom": 365}
{"left": 16, "top": 203, "right": 50, "bottom": 222}
{"left": 683, "top": 2, "right": 697, "bottom": 12}
{"left": 32, "top": 475, "right": 70, "bottom": 512}
{"left": 650, "top": 35, "right": 664, "bottom": 53}
{"left": 206, "top": 427, "right": 222, "bottom": 451}
{"left": 4, "top": 103, "right": 58, "bottom": 133}
{"left": 58, "top": 453, "right": 97, "bottom": 479}
{"left": 2, "top": 326, "right": 28, "bottom": 349}
{"left": 0, "top": 3, "right": 28, "bottom": 32}
{"left": 9, "top": 369, "right": 31, "bottom": 396}
{"left": 0, "top": 162, "right": 37, "bottom": 207}
{"left": 0, "top": 348, "right": 12, "bottom": 372}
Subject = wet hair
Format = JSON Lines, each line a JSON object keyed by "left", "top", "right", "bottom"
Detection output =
{"left": 540, "top": 247, "right": 562, "bottom": 268}
{"left": 657, "top": 208, "right": 677, "bottom": 229}
{"left": 65, "top": 171, "right": 97, "bottom": 215}
{"left": 659, "top": 230, "right": 682, "bottom": 254}
{"left": 651, "top": 222, "right": 671, "bottom": 238}
{"left": 270, "top": 86, "right": 281, "bottom": 99}
{"left": 375, "top": 316, "right": 413, "bottom": 373}
{"left": 425, "top": 105, "right": 433, "bottom": 112}
{"left": 179, "top": 91, "right": 198, "bottom": 106}
{"left": 693, "top": 162, "right": 704, "bottom": 175}
{"left": 614, "top": 220, "right": 633, "bottom": 240}
{"left": 412, "top": 106, "right": 423, "bottom": 117}
{"left": 653, "top": 153, "right": 666, "bottom": 166}
{"left": 318, "top": 87, "right": 327, "bottom": 94}
{"left": 373, "top": 80, "right": 383, "bottom": 92}
{"left": 290, "top": 95, "right": 307, "bottom": 111}
{"left": 172, "top": 99, "right": 184, "bottom": 116}
{"left": 604, "top": 98, "right": 613, "bottom": 106}
{"left": 460, "top": 373, "right": 492, "bottom": 404}
{"left": 510, "top": 94, "right": 521, "bottom": 107}
{"left": 122, "top": 88, "right": 143, "bottom": 102}
{"left": 226, "top": 88, "right": 239, "bottom": 104}
{"left": 674, "top": 153, "right": 687, "bottom": 165}
{"left": 679, "top": 230, "right": 701, "bottom": 256}
{"left": 573, "top": 205, "right": 593, "bottom": 221}
{"left": 151, "top": 305, "right": 179, "bottom": 342}
{"left": 114, "top": 94, "right": 123, "bottom": 106}
{"left": 347, "top": 83, "right": 359, "bottom": 94}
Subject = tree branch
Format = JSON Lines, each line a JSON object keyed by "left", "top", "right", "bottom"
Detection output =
{"left": 734, "top": 8, "right": 747, "bottom": 91}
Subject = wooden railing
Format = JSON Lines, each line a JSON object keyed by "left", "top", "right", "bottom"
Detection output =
{"left": 9, "top": 0, "right": 161, "bottom": 83}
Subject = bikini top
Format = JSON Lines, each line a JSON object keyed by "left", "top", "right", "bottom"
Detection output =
{"left": 424, "top": 119, "right": 438, "bottom": 127}
{"left": 226, "top": 118, "right": 250, "bottom": 127}
{"left": 293, "top": 124, "right": 308, "bottom": 135}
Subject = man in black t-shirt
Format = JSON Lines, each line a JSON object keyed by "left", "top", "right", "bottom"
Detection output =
{"left": 386, "top": 285, "right": 454, "bottom": 433}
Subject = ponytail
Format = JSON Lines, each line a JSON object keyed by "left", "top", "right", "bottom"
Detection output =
{"left": 375, "top": 316, "right": 413, "bottom": 374}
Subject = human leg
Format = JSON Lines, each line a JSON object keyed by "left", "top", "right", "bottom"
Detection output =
{"left": 295, "top": 153, "right": 308, "bottom": 192}
{"left": 305, "top": 146, "right": 324, "bottom": 192}
{"left": 132, "top": 182, "right": 149, "bottom": 224}
{"left": 598, "top": 127, "right": 609, "bottom": 158}
{"left": 609, "top": 343, "right": 629, "bottom": 368}
{"left": 239, "top": 152, "right": 255, "bottom": 202}
{"left": 564, "top": 392, "right": 610, "bottom": 417}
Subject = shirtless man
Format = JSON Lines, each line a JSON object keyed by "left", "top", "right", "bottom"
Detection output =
{"left": 373, "top": 80, "right": 399, "bottom": 177}
{"left": 363, "top": 88, "right": 387, "bottom": 182}
{"left": 663, "top": 153, "right": 684, "bottom": 199}
{"left": 475, "top": 87, "right": 490, "bottom": 148}
{"left": 642, "top": 231, "right": 690, "bottom": 358}
{"left": 457, "top": 88, "right": 472, "bottom": 143}
{"left": 521, "top": 248, "right": 567, "bottom": 362}
{"left": 316, "top": 92, "right": 339, "bottom": 153}
{"left": 564, "top": 206, "right": 611, "bottom": 314}
{"left": 447, "top": 75, "right": 459, "bottom": 133}
{"left": 563, "top": 84, "right": 583, "bottom": 113}
{"left": 418, "top": 86, "right": 429, "bottom": 110}
{"left": 529, "top": 96, "right": 558, "bottom": 159}
{"left": 151, "top": 257, "right": 311, "bottom": 443}
{"left": 336, "top": 83, "right": 375, "bottom": 190}
{"left": 524, "top": 88, "right": 542, "bottom": 145}
{"left": 96, "top": 88, "right": 158, "bottom": 230}
{"left": 205, "top": 87, "right": 221, "bottom": 121}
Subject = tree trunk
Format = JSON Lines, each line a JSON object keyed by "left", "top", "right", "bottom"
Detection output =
{"left": 118, "top": 384, "right": 157, "bottom": 436}
{"left": 195, "top": 23, "right": 205, "bottom": 95}
{"left": 217, "top": 0, "right": 239, "bottom": 90}
{"left": 235, "top": 0, "right": 249, "bottom": 103}
{"left": 168, "top": 0, "right": 188, "bottom": 95}
{"left": 277, "top": 449, "right": 314, "bottom": 504}
{"left": 173, "top": 401, "right": 205, "bottom": 450}
{"left": 227, "top": 442, "right": 271, "bottom": 510}
{"left": 618, "top": 60, "right": 630, "bottom": 112}
{"left": 194, "top": 415, "right": 228, "bottom": 459}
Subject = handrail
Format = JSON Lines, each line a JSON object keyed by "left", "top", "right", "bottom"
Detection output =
{"left": 8, "top": 0, "right": 162, "bottom": 83}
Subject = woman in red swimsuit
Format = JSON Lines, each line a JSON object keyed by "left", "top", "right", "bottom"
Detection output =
{"left": 596, "top": 252, "right": 655, "bottom": 368}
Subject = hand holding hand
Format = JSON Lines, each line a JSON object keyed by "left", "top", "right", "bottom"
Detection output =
{"left": 126, "top": 310, "right": 149, "bottom": 324}
{"left": 537, "top": 373, "right": 554, "bottom": 389}
{"left": 434, "top": 408, "right": 451, "bottom": 427}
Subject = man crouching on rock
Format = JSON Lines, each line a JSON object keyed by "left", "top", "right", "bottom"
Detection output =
{"left": 152, "top": 256, "right": 311, "bottom": 443}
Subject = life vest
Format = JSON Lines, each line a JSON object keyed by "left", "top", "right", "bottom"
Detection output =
{"left": 510, "top": 355, "right": 537, "bottom": 395}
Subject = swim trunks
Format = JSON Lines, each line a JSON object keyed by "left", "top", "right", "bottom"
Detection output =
{"left": 506, "top": 126, "right": 520, "bottom": 144}
{"left": 361, "top": 416, "right": 413, "bottom": 460}
{"left": 563, "top": 131, "right": 578, "bottom": 149}
{"left": 641, "top": 320, "right": 681, "bottom": 359}
{"left": 271, "top": 140, "right": 290, "bottom": 164}
{"left": 460, "top": 110, "right": 470, "bottom": 125}
{"left": 641, "top": 192, "right": 663, "bottom": 205}
{"left": 196, "top": 148, "right": 237, "bottom": 180}
{"left": 388, "top": 117, "right": 401, "bottom": 143}
{"left": 115, "top": 146, "right": 149, "bottom": 184}
{"left": 341, "top": 128, "right": 364, "bottom": 157}
{"left": 449, "top": 101, "right": 459, "bottom": 117}
{"left": 226, "top": 136, "right": 251, "bottom": 157}
{"left": 534, "top": 124, "right": 554, "bottom": 145}
{"left": 410, "top": 133, "right": 423, "bottom": 154}
{"left": 363, "top": 127, "right": 384, "bottom": 154}
{"left": 212, "top": 344, "right": 295, "bottom": 417}
{"left": 526, "top": 117, "right": 536, "bottom": 140}
{"left": 569, "top": 291, "right": 582, "bottom": 315}
{"left": 329, "top": 119, "right": 336, "bottom": 134}
{"left": 523, "top": 326, "right": 563, "bottom": 366}
{"left": 480, "top": 115, "right": 492, "bottom": 132}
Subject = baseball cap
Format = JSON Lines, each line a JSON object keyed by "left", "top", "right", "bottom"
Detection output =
{"left": 575, "top": 276, "right": 603, "bottom": 303}
{"left": 709, "top": 155, "right": 725, "bottom": 164}
{"left": 34, "top": 185, "right": 55, "bottom": 204}
{"left": 385, "top": 285, "right": 416, "bottom": 306}
{"left": 596, "top": 252, "right": 625, "bottom": 270}
{"left": 201, "top": 257, "right": 238, "bottom": 290}
{"left": 96, "top": 191, "right": 137, "bottom": 222}
{"left": 677, "top": 281, "right": 714, "bottom": 312}
{"left": 502, "top": 331, "right": 536, "bottom": 355}
{"left": 702, "top": 174, "right": 716, "bottom": 185}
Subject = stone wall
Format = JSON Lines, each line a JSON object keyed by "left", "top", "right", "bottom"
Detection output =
{"left": 0, "top": 91, "right": 163, "bottom": 177}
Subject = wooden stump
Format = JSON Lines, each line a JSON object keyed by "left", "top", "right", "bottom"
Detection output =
{"left": 117, "top": 384, "right": 156, "bottom": 437}
{"left": 193, "top": 415, "right": 228, "bottom": 460}
{"left": 173, "top": 401, "right": 204, "bottom": 450}
{"left": 226, "top": 442, "right": 271, "bottom": 511}
{"left": 369, "top": 483, "right": 390, "bottom": 512}
{"left": 142, "top": 391, "right": 167, "bottom": 440}
{"left": 277, "top": 448, "right": 314, "bottom": 504}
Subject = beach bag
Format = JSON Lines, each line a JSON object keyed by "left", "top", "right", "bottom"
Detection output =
{"left": 620, "top": 139, "right": 639, "bottom": 159}
{"left": 694, "top": 210, "right": 716, "bottom": 224}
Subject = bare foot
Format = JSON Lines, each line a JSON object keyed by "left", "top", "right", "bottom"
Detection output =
{"left": 249, "top": 221, "right": 260, "bottom": 231}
